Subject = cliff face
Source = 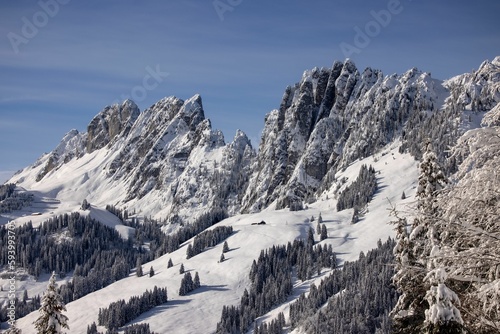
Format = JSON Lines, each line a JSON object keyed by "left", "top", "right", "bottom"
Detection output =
{"left": 11, "top": 57, "right": 500, "bottom": 220}
{"left": 242, "top": 57, "right": 499, "bottom": 213}
{"left": 86, "top": 99, "right": 141, "bottom": 153}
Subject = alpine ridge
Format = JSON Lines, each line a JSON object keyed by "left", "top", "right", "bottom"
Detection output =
{"left": 7, "top": 57, "right": 500, "bottom": 224}
{"left": 2, "top": 56, "right": 499, "bottom": 334}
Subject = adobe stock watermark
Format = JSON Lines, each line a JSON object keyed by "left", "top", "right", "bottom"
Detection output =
{"left": 339, "top": 0, "right": 406, "bottom": 58}
{"left": 7, "top": 0, "right": 71, "bottom": 54}
{"left": 212, "top": 0, "right": 243, "bottom": 21}
{"left": 111, "top": 65, "right": 169, "bottom": 105}
{"left": 5, "top": 221, "right": 17, "bottom": 329}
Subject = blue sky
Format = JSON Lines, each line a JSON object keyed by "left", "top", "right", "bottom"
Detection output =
{"left": 0, "top": 0, "right": 499, "bottom": 182}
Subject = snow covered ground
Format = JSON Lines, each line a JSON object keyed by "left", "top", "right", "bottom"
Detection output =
{"left": 3, "top": 141, "right": 418, "bottom": 333}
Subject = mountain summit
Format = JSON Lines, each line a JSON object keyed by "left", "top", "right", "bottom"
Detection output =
{"left": 8, "top": 57, "right": 500, "bottom": 224}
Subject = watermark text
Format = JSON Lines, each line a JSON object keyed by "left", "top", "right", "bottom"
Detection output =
{"left": 339, "top": 0, "right": 405, "bottom": 58}
{"left": 7, "top": 0, "right": 71, "bottom": 54}
{"left": 6, "top": 221, "right": 17, "bottom": 327}
{"left": 212, "top": 0, "right": 243, "bottom": 21}
{"left": 112, "top": 64, "right": 169, "bottom": 105}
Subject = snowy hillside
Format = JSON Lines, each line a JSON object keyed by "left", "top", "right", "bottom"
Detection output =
{"left": 1, "top": 56, "right": 499, "bottom": 333}
{"left": 9, "top": 143, "right": 418, "bottom": 333}
{"left": 7, "top": 95, "right": 254, "bottom": 224}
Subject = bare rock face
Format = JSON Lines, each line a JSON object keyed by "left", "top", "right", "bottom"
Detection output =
{"left": 86, "top": 99, "right": 140, "bottom": 153}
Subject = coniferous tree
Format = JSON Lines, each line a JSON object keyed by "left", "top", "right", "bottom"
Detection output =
{"left": 222, "top": 241, "right": 229, "bottom": 253}
{"left": 81, "top": 199, "right": 90, "bottom": 210}
{"left": 179, "top": 263, "right": 185, "bottom": 274}
{"left": 307, "top": 227, "right": 315, "bottom": 247}
{"left": 320, "top": 224, "right": 328, "bottom": 241}
{"left": 194, "top": 272, "right": 200, "bottom": 289}
{"left": 149, "top": 266, "right": 154, "bottom": 277}
{"left": 167, "top": 258, "right": 173, "bottom": 268}
{"left": 86, "top": 322, "right": 99, "bottom": 334}
{"left": 417, "top": 143, "right": 463, "bottom": 334}
{"left": 136, "top": 258, "right": 143, "bottom": 277}
{"left": 179, "top": 272, "right": 194, "bottom": 296}
{"left": 219, "top": 253, "right": 225, "bottom": 263}
{"left": 423, "top": 268, "right": 464, "bottom": 333}
{"left": 391, "top": 142, "right": 462, "bottom": 333}
{"left": 34, "top": 272, "right": 69, "bottom": 334}
{"left": 351, "top": 207, "right": 359, "bottom": 224}
{"left": 22, "top": 289, "right": 28, "bottom": 303}
{"left": 186, "top": 244, "right": 194, "bottom": 259}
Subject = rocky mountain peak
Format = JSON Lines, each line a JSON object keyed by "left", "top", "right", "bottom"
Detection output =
{"left": 10, "top": 57, "right": 499, "bottom": 220}
{"left": 177, "top": 94, "right": 206, "bottom": 130}
{"left": 86, "top": 99, "right": 140, "bottom": 153}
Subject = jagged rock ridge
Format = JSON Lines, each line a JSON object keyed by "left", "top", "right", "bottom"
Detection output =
{"left": 13, "top": 94, "right": 254, "bottom": 223}
{"left": 10, "top": 57, "right": 500, "bottom": 221}
{"left": 242, "top": 57, "right": 499, "bottom": 212}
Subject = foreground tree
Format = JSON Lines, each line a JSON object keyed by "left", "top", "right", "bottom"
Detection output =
{"left": 423, "top": 267, "right": 464, "bottom": 333}
{"left": 435, "top": 127, "right": 500, "bottom": 332}
{"left": 391, "top": 142, "right": 461, "bottom": 333}
{"left": 34, "top": 272, "right": 69, "bottom": 334}
{"left": 392, "top": 125, "right": 500, "bottom": 333}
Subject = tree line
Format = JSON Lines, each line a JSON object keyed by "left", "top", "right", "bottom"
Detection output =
{"left": 0, "top": 183, "right": 33, "bottom": 213}
{"left": 97, "top": 286, "right": 168, "bottom": 330}
{"left": 186, "top": 226, "right": 233, "bottom": 259}
{"left": 216, "top": 236, "right": 336, "bottom": 334}
{"left": 0, "top": 213, "right": 143, "bottom": 321}
{"left": 289, "top": 239, "right": 397, "bottom": 333}
{"left": 336, "top": 164, "right": 377, "bottom": 212}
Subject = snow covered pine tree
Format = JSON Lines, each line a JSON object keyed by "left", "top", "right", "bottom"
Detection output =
{"left": 391, "top": 142, "right": 463, "bottom": 333}
{"left": 34, "top": 272, "right": 69, "bottom": 334}
{"left": 434, "top": 124, "right": 500, "bottom": 332}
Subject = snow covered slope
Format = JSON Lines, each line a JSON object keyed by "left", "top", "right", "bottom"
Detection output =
{"left": 13, "top": 143, "right": 418, "bottom": 334}
{"left": 7, "top": 95, "right": 254, "bottom": 224}
{"left": 2, "top": 56, "right": 499, "bottom": 333}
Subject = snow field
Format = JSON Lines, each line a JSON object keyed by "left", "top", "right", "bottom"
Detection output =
{"left": 7, "top": 142, "right": 418, "bottom": 333}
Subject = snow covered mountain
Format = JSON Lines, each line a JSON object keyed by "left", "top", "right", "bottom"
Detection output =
{"left": 242, "top": 57, "right": 500, "bottom": 213}
{"left": 2, "top": 56, "right": 499, "bottom": 334}
{"left": 8, "top": 94, "right": 255, "bottom": 223}
{"left": 8, "top": 57, "right": 499, "bottom": 223}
